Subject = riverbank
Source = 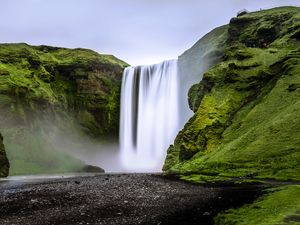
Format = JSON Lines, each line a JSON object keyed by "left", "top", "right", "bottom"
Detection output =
{"left": 0, "top": 173, "right": 266, "bottom": 225}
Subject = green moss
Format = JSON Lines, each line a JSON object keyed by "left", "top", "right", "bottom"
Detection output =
{"left": 164, "top": 6, "right": 300, "bottom": 182}
{"left": 180, "top": 174, "right": 231, "bottom": 184}
{"left": 215, "top": 185, "right": 300, "bottom": 225}
{"left": 0, "top": 43, "right": 128, "bottom": 175}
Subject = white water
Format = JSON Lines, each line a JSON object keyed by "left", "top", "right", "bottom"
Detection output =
{"left": 120, "top": 60, "right": 179, "bottom": 172}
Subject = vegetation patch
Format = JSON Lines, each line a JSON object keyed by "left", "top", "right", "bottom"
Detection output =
{"left": 0, "top": 43, "right": 128, "bottom": 175}
{"left": 164, "top": 7, "right": 300, "bottom": 182}
{"left": 215, "top": 185, "right": 300, "bottom": 225}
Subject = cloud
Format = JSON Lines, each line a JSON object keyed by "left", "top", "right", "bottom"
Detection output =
{"left": 0, "top": 0, "right": 299, "bottom": 65}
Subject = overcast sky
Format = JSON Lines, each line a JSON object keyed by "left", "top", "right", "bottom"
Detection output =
{"left": 0, "top": 0, "right": 299, "bottom": 65}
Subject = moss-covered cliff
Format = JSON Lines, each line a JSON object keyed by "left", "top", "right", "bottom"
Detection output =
{"left": 164, "top": 6, "right": 300, "bottom": 182}
{"left": 178, "top": 25, "right": 228, "bottom": 127}
{"left": 0, "top": 132, "right": 9, "bottom": 177}
{"left": 0, "top": 43, "right": 128, "bottom": 175}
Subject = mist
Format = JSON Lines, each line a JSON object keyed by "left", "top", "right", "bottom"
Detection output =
{"left": 49, "top": 126, "right": 123, "bottom": 173}
{"left": 0, "top": 106, "right": 125, "bottom": 175}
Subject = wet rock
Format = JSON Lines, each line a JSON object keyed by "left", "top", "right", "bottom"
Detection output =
{"left": 81, "top": 165, "right": 105, "bottom": 173}
{"left": 0, "top": 132, "right": 9, "bottom": 177}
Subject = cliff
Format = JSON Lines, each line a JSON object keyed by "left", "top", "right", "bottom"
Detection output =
{"left": 164, "top": 6, "right": 300, "bottom": 182}
{"left": 177, "top": 25, "right": 228, "bottom": 127}
{"left": 0, "top": 43, "right": 128, "bottom": 175}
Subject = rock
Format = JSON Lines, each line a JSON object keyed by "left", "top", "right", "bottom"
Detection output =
{"left": 291, "top": 30, "right": 300, "bottom": 40}
{"left": 178, "top": 24, "right": 228, "bottom": 127}
{"left": 203, "top": 212, "right": 211, "bottom": 216}
{"left": 237, "top": 9, "right": 249, "bottom": 17}
{"left": 81, "top": 165, "right": 105, "bottom": 173}
{"left": 0, "top": 132, "right": 9, "bottom": 177}
{"left": 287, "top": 84, "right": 300, "bottom": 91}
{"left": 30, "top": 199, "right": 38, "bottom": 203}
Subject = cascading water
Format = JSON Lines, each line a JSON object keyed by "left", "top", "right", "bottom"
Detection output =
{"left": 120, "top": 60, "right": 179, "bottom": 172}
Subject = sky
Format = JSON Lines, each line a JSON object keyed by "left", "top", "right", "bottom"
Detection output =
{"left": 0, "top": 0, "right": 299, "bottom": 65}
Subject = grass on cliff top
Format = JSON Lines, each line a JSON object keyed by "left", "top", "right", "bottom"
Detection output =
{"left": 180, "top": 24, "right": 228, "bottom": 60}
{"left": 215, "top": 185, "right": 300, "bottom": 225}
{"left": 0, "top": 43, "right": 129, "bottom": 68}
{"left": 0, "top": 43, "right": 128, "bottom": 105}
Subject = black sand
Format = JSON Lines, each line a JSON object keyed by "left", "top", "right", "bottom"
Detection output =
{"left": 0, "top": 174, "right": 263, "bottom": 225}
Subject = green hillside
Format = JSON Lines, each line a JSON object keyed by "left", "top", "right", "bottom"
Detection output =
{"left": 0, "top": 43, "right": 128, "bottom": 175}
{"left": 164, "top": 6, "right": 300, "bottom": 182}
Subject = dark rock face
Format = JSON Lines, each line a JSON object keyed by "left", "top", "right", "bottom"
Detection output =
{"left": 0, "top": 43, "right": 128, "bottom": 174}
{"left": 237, "top": 9, "right": 249, "bottom": 17}
{"left": 164, "top": 7, "right": 300, "bottom": 182}
{"left": 188, "top": 78, "right": 214, "bottom": 113}
{"left": 0, "top": 132, "right": 9, "bottom": 177}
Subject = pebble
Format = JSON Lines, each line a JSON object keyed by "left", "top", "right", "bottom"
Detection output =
{"left": 203, "top": 212, "right": 211, "bottom": 216}
{"left": 0, "top": 174, "right": 261, "bottom": 225}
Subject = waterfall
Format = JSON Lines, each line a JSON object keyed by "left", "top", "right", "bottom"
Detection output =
{"left": 120, "top": 60, "right": 179, "bottom": 172}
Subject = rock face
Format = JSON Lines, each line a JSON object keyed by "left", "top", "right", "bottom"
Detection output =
{"left": 0, "top": 132, "right": 9, "bottom": 177}
{"left": 177, "top": 25, "right": 229, "bottom": 127}
{"left": 164, "top": 6, "right": 300, "bottom": 181}
{"left": 0, "top": 43, "right": 128, "bottom": 175}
